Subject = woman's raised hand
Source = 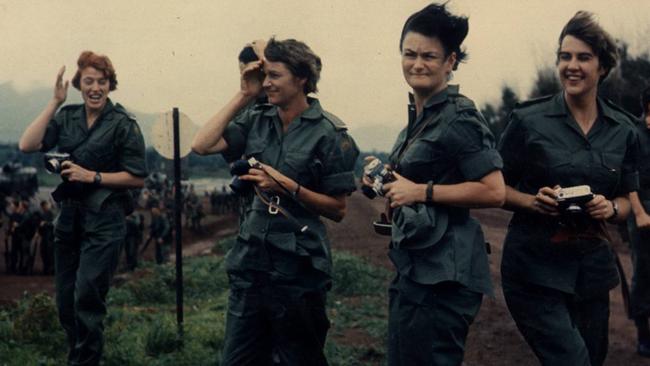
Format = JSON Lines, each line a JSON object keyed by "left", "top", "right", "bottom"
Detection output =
{"left": 53, "top": 66, "right": 69, "bottom": 105}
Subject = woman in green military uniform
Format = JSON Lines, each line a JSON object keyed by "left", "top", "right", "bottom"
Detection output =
{"left": 499, "top": 12, "right": 638, "bottom": 366}
{"left": 627, "top": 86, "right": 650, "bottom": 357}
{"left": 362, "top": 4, "right": 505, "bottom": 365}
{"left": 192, "top": 38, "right": 359, "bottom": 365}
{"left": 19, "top": 51, "right": 146, "bottom": 366}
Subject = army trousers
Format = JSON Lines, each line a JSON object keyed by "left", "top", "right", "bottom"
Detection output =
{"left": 627, "top": 217, "right": 650, "bottom": 319}
{"left": 54, "top": 203, "right": 125, "bottom": 366}
{"left": 387, "top": 275, "right": 483, "bottom": 366}
{"left": 221, "top": 284, "right": 330, "bottom": 366}
{"left": 503, "top": 278, "right": 609, "bottom": 366}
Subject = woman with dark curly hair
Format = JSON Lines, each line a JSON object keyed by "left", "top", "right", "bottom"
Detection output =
{"left": 362, "top": 4, "right": 505, "bottom": 365}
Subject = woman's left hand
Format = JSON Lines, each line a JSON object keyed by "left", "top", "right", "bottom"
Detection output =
{"left": 239, "top": 163, "right": 285, "bottom": 194}
{"left": 383, "top": 172, "right": 425, "bottom": 208}
{"left": 60, "top": 161, "right": 94, "bottom": 183}
{"left": 584, "top": 194, "right": 614, "bottom": 220}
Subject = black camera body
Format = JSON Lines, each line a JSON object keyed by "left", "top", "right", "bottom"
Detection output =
{"left": 43, "top": 152, "right": 72, "bottom": 174}
{"left": 556, "top": 185, "right": 594, "bottom": 214}
{"left": 362, "top": 158, "right": 395, "bottom": 199}
{"left": 229, "top": 157, "right": 262, "bottom": 194}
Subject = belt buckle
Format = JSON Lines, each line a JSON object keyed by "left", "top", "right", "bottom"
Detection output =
{"left": 269, "top": 195, "right": 280, "bottom": 215}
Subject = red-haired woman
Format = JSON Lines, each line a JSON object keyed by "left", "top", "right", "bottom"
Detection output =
{"left": 19, "top": 51, "right": 146, "bottom": 366}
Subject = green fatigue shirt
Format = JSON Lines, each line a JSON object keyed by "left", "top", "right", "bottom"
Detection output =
{"left": 387, "top": 85, "right": 503, "bottom": 298}
{"left": 221, "top": 97, "right": 359, "bottom": 291}
{"left": 636, "top": 117, "right": 650, "bottom": 207}
{"left": 41, "top": 99, "right": 147, "bottom": 212}
{"left": 499, "top": 93, "right": 640, "bottom": 296}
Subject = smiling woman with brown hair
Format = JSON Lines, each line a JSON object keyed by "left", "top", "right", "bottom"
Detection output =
{"left": 499, "top": 11, "right": 639, "bottom": 366}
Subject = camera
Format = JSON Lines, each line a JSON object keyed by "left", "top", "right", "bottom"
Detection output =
{"left": 229, "top": 157, "right": 262, "bottom": 194}
{"left": 43, "top": 152, "right": 72, "bottom": 174}
{"left": 556, "top": 185, "right": 594, "bottom": 213}
{"left": 362, "top": 158, "right": 395, "bottom": 199}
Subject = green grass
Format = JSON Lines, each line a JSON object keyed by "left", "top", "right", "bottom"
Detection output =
{"left": 0, "top": 237, "right": 390, "bottom": 365}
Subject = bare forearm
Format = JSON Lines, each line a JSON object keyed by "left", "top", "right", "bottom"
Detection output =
{"left": 431, "top": 170, "right": 505, "bottom": 208}
{"left": 610, "top": 195, "right": 631, "bottom": 223}
{"left": 503, "top": 185, "right": 535, "bottom": 212}
{"left": 192, "top": 92, "right": 253, "bottom": 155}
{"left": 629, "top": 192, "right": 647, "bottom": 217}
{"left": 276, "top": 175, "right": 347, "bottom": 222}
{"left": 19, "top": 100, "right": 61, "bottom": 152}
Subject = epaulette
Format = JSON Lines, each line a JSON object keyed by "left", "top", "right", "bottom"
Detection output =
{"left": 451, "top": 93, "right": 477, "bottom": 112}
{"left": 114, "top": 103, "right": 137, "bottom": 121}
{"left": 602, "top": 98, "right": 638, "bottom": 127}
{"left": 513, "top": 94, "right": 554, "bottom": 110}
{"left": 322, "top": 110, "right": 348, "bottom": 131}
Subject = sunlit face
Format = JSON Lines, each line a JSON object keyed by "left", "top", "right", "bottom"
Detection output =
{"left": 80, "top": 66, "right": 110, "bottom": 113}
{"left": 401, "top": 32, "right": 455, "bottom": 96}
{"left": 262, "top": 61, "right": 305, "bottom": 107}
{"left": 557, "top": 35, "right": 605, "bottom": 100}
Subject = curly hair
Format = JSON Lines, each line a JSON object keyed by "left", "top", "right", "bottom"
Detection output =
{"left": 557, "top": 11, "right": 618, "bottom": 83}
{"left": 264, "top": 38, "right": 322, "bottom": 94}
{"left": 71, "top": 51, "right": 118, "bottom": 91}
{"left": 399, "top": 3, "right": 469, "bottom": 71}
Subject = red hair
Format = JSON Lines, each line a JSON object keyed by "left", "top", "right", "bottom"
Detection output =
{"left": 71, "top": 51, "right": 118, "bottom": 91}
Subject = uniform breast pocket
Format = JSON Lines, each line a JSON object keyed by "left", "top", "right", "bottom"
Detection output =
{"left": 596, "top": 152, "right": 623, "bottom": 192}
{"left": 83, "top": 142, "right": 116, "bottom": 170}
{"left": 399, "top": 139, "right": 436, "bottom": 181}
{"left": 283, "top": 150, "right": 317, "bottom": 186}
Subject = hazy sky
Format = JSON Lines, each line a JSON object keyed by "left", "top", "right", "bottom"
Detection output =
{"left": 1, "top": 0, "right": 649, "bottom": 150}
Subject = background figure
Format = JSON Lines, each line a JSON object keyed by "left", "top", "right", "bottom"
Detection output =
{"left": 123, "top": 212, "right": 142, "bottom": 271}
{"left": 36, "top": 200, "right": 56, "bottom": 275}
{"left": 498, "top": 12, "right": 638, "bottom": 366}
{"left": 149, "top": 206, "right": 171, "bottom": 265}
{"left": 18, "top": 50, "right": 146, "bottom": 366}
{"left": 192, "top": 38, "right": 359, "bottom": 365}
{"left": 361, "top": 4, "right": 505, "bottom": 365}
{"left": 627, "top": 85, "right": 650, "bottom": 357}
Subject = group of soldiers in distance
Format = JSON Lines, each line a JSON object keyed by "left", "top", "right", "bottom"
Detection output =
{"left": 1, "top": 170, "right": 239, "bottom": 275}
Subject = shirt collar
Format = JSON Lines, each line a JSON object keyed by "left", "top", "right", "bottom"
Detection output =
{"left": 408, "top": 84, "right": 458, "bottom": 110}
{"left": 545, "top": 93, "right": 624, "bottom": 125}
{"left": 262, "top": 96, "right": 323, "bottom": 121}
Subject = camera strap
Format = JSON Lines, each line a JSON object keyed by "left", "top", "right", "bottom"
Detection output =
{"left": 253, "top": 186, "right": 308, "bottom": 233}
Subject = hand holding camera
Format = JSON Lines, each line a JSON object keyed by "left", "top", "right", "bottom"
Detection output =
{"left": 361, "top": 158, "right": 395, "bottom": 199}
{"left": 43, "top": 152, "right": 93, "bottom": 183}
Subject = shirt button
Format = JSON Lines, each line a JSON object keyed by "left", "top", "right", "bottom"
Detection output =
{"left": 261, "top": 228, "right": 266, "bottom": 233}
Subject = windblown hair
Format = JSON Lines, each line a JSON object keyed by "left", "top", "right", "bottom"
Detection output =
{"left": 264, "top": 38, "right": 322, "bottom": 94}
{"left": 557, "top": 11, "right": 618, "bottom": 83}
{"left": 238, "top": 45, "right": 259, "bottom": 64}
{"left": 71, "top": 51, "right": 118, "bottom": 91}
{"left": 399, "top": 2, "right": 469, "bottom": 70}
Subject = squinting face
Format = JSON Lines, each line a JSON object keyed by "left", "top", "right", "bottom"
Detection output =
{"left": 262, "top": 61, "right": 305, "bottom": 107}
{"left": 401, "top": 32, "right": 455, "bottom": 95}
{"left": 557, "top": 35, "right": 605, "bottom": 100}
{"left": 80, "top": 66, "right": 110, "bottom": 113}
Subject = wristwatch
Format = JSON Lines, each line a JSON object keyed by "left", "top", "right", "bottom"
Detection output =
{"left": 93, "top": 172, "right": 102, "bottom": 186}
{"left": 425, "top": 181, "right": 434, "bottom": 203}
{"left": 609, "top": 200, "right": 619, "bottom": 220}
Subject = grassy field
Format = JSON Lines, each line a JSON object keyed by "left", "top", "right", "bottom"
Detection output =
{"left": 0, "top": 236, "right": 390, "bottom": 366}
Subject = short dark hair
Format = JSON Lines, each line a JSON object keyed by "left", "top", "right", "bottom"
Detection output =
{"left": 238, "top": 45, "right": 259, "bottom": 64}
{"left": 557, "top": 11, "right": 618, "bottom": 83}
{"left": 71, "top": 51, "right": 118, "bottom": 91}
{"left": 642, "top": 85, "right": 650, "bottom": 114}
{"left": 399, "top": 3, "right": 469, "bottom": 70}
{"left": 264, "top": 38, "right": 322, "bottom": 94}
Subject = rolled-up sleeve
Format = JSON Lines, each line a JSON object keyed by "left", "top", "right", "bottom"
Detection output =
{"left": 498, "top": 111, "right": 526, "bottom": 187}
{"left": 619, "top": 127, "right": 640, "bottom": 194}
{"left": 117, "top": 121, "right": 147, "bottom": 177}
{"left": 221, "top": 109, "right": 253, "bottom": 163}
{"left": 40, "top": 112, "right": 63, "bottom": 152}
{"left": 448, "top": 115, "right": 503, "bottom": 182}
{"left": 319, "top": 132, "right": 359, "bottom": 196}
